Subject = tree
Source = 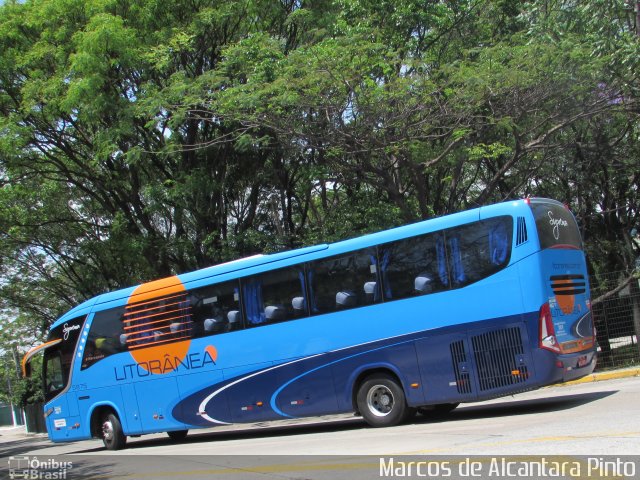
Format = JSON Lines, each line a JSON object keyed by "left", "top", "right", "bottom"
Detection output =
{"left": 1, "top": 0, "right": 639, "bottom": 355}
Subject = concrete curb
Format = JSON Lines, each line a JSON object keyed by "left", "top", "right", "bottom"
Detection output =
{"left": 558, "top": 367, "right": 640, "bottom": 386}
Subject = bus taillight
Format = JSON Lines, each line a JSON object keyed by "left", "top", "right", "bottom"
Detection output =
{"left": 539, "top": 302, "right": 561, "bottom": 353}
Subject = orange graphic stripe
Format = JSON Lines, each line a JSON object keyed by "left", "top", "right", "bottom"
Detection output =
{"left": 123, "top": 307, "right": 189, "bottom": 324}
{"left": 123, "top": 299, "right": 188, "bottom": 318}
{"left": 125, "top": 320, "right": 192, "bottom": 338}
{"left": 127, "top": 336, "right": 191, "bottom": 350}
{"left": 123, "top": 313, "right": 191, "bottom": 331}
{"left": 128, "top": 276, "right": 185, "bottom": 305}
{"left": 126, "top": 276, "right": 192, "bottom": 373}
{"left": 125, "top": 292, "right": 188, "bottom": 312}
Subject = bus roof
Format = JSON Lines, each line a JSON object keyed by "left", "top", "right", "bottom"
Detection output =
{"left": 51, "top": 198, "right": 535, "bottom": 329}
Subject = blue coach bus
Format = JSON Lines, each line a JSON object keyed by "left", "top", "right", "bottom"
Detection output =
{"left": 22, "top": 198, "right": 596, "bottom": 450}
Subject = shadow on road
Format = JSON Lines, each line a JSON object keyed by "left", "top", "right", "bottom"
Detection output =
{"left": 446, "top": 390, "right": 618, "bottom": 421}
{"left": 0, "top": 435, "right": 60, "bottom": 459}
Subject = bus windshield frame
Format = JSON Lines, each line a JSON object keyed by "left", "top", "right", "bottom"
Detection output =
{"left": 38, "top": 315, "right": 86, "bottom": 402}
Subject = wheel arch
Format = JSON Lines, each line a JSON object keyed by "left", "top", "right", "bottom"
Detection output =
{"left": 88, "top": 402, "right": 126, "bottom": 438}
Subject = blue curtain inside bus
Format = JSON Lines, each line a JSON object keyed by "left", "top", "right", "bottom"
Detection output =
{"left": 243, "top": 280, "right": 265, "bottom": 325}
{"left": 436, "top": 236, "right": 449, "bottom": 286}
{"left": 489, "top": 221, "right": 509, "bottom": 265}
{"left": 449, "top": 236, "right": 466, "bottom": 285}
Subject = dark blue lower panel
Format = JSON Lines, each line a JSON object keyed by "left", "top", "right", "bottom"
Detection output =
{"left": 172, "top": 312, "right": 597, "bottom": 429}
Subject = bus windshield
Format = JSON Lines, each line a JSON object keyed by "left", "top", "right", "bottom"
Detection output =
{"left": 530, "top": 200, "right": 582, "bottom": 250}
{"left": 41, "top": 315, "right": 86, "bottom": 402}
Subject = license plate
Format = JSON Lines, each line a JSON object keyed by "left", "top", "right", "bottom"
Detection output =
{"left": 577, "top": 355, "right": 588, "bottom": 367}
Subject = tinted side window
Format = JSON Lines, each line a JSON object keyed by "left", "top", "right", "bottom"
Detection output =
{"left": 447, "top": 216, "right": 513, "bottom": 288}
{"left": 243, "top": 267, "right": 306, "bottom": 326}
{"left": 82, "top": 307, "right": 126, "bottom": 370}
{"left": 308, "top": 248, "right": 379, "bottom": 315}
{"left": 380, "top": 233, "right": 449, "bottom": 300}
{"left": 190, "top": 281, "right": 242, "bottom": 337}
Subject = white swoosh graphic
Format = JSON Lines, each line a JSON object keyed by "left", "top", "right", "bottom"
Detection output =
{"left": 198, "top": 354, "right": 323, "bottom": 424}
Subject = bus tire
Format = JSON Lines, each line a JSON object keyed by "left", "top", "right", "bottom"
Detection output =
{"left": 167, "top": 430, "right": 189, "bottom": 442}
{"left": 356, "top": 373, "right": 408, "bottom": 427}
{"left": 101, "top": 412, "right": 127, "bottom": 450}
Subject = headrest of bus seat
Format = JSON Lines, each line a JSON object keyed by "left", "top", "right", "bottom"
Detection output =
{"left": 204, "top": 317, "right": 225, "bottom": 332}
{"left": 265, "top": 305, "right": 286, "bottom": 321}
{"left": 292, "top": 297, "right": 306, "bottom": 311}
{"left": 336, "top": 291, "right": 357, "bottom": 308}
{"left": 227, "top": 310, "right": 240, "bottom": 324}
{"left": 414, "top": 275, "right": 433, "bottom": 293}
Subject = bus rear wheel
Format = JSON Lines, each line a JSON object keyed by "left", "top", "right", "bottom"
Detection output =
{"left": 101, "top": 412, "right": 127, "bottom": 450}
{"left": 356, "top": 373, "right": 408, "bottom": 427}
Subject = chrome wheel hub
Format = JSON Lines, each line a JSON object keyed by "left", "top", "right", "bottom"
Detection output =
{"left": 102, "top": 420, "right": 114, "bottom": 441}
{"left": 367, "top": 384, "right": 395, "bottom": 417}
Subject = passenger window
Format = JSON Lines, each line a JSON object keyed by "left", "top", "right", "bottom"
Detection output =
{"left": 380, "top": 233, "right": 448, "bottom": 301}
{"left": 308, "top": 248, "right": 379, "bottom": 315}
{"left": 243, "top": 267, "right": 306, "bottom": 326}
{"left": 82, "top": 307, "right": 126, "bottom": 370}
{"left": 191, "top": 281, "right": 242, "bottom": 337}
{"left": 447, "top": 216, "right": 513, "bottom": 287}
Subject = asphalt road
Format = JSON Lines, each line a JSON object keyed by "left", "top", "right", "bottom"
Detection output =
{"left": 2, "top": 376, "right": 639, "bottom": 479}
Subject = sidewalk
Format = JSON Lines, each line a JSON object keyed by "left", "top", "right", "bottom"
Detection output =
{"left": 0, "top": 425, "right": 29, "bottom": 443}
{"left": 0, "top": 425, "right": 43, "bottom": 440}
{"left": 559, "top": 365, "right": 640, "bottom": 386}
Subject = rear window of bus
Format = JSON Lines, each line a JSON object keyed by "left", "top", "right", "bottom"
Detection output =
{"left": 530, "top": 201, "right": 582, "bottom": 250}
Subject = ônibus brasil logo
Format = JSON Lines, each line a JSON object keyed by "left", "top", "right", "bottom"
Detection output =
{"left": 8, "top": 456, "right": 73, "bottom": 479}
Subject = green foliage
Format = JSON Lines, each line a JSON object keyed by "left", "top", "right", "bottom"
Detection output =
{"left": 0, "top": 0, "right": 639, "bottom": 366}
{"left": 13, "top": 363, "right": 45, "bottom": 407}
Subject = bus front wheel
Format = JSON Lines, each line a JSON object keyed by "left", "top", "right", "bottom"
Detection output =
{"left": 101, "top": 412, "right": 127, "bottom": 450}
{"left": 356, "top": 373, "right": 408, "bottom": 427}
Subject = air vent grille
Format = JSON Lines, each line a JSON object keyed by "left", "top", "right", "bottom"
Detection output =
{"left": 472, "top": 327, "right": 529, "bottom": 391}
{"left": 516, "top": 217, "right": 528, "bottom": 246}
